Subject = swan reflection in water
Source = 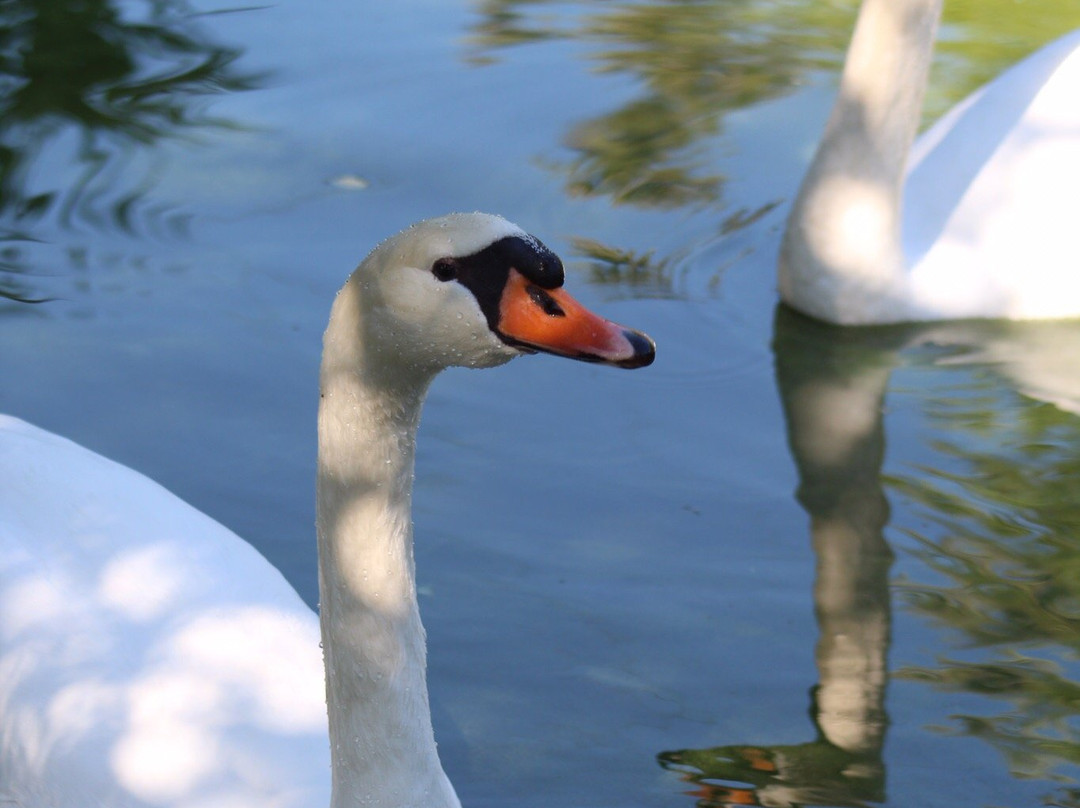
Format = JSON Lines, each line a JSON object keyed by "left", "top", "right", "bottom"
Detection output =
{"left": 660, "top": 307, "right": 1080, "bottom": 808}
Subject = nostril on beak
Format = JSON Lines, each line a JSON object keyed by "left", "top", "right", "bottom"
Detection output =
{"left": 527, "top": 285, "right": 566, "bottom": 317}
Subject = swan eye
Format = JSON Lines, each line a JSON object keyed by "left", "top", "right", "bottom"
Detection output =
{"left": 432, "top": 259, "right": 459, "bottom": 282}
{"left": 527, "top": 284, "right": 565, "bottom": 317}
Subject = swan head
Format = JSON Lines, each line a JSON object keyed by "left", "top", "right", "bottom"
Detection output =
{"left": 332, "top": 213, "right": 655, "bottom": 379}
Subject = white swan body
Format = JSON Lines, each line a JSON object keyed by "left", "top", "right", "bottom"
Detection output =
{"left": 0, "top": 415, "right": 332, "bottom": 807}
{"left": 780, "top": 0, "right": 1080, "bottom": 324}
{"left": 0, "top": 213, "right": 655, "bottom": 807}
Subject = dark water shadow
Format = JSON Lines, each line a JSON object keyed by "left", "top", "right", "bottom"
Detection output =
{"left": 0, "top": 0, "right": 264, "bottom": 302}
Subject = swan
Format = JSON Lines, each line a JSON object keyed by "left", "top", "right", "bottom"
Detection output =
{"left": 779, "top": 0, "right": 1080, "bottom": 324}
{"left": 0, "top": 212, "right": 655, "bottom": 807}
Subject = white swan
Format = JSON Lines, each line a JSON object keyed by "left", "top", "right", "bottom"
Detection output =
{"left": 779, "top": 0, "right": 1080, "bottom": 324}
{"left": 0, "top": 213, "right": 655, "bottom": 808}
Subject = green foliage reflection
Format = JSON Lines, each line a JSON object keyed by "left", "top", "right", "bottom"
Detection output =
{"left": 470, "top": 0, "right": 854, "bottom": 212}
{"left": 571, "top": 200, "right": 777, "bottom": 296}
{"left": 891, "top": 380, "right": 1080, "bottom": 794}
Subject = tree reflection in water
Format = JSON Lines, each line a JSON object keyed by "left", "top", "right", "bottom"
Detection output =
{"left": 469, "top": 0, "right": 847, "bottom": 211}
{"left": 890, "top": 372, "right": 1080, "bottom": 801}
{"left": 0, "top": 0, "right": 260, "bottom": 301}
{"left": 571, "top": 202, "right": 779, "bottom": 299}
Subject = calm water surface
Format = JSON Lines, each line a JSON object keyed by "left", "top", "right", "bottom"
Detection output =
{"left": 3, "top": 0, "right": 1080, "bottom": 806}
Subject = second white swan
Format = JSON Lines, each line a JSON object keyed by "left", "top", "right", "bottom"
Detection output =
{"left": 780, "top": 0, "right": 1080, "bottom": 324}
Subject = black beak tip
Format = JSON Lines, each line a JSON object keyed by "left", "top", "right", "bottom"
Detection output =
{"left": 617, "top": 329, "right": 656, "bottom": 369}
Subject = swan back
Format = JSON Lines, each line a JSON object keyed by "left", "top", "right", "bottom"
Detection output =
{"left": 904, "top": 29, "right": 1080, "bottom": 319}
{"left": 0, "top": 415, "right": 330, "bottom": 807}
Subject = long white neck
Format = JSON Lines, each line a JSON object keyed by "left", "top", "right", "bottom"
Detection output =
{"left": 316, "top": 279, "right": 460, "bottom": 808}
{"left": 779, "top": 0, "right": 942, "bottom": 324}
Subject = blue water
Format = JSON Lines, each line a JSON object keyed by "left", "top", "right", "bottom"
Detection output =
{"left": 3, "top": 1, "right": 1080, "bottom": 806}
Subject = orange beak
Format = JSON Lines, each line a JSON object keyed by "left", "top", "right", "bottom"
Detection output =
{"left": 496, "top": 269, "right": 655, "bottom": 368}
